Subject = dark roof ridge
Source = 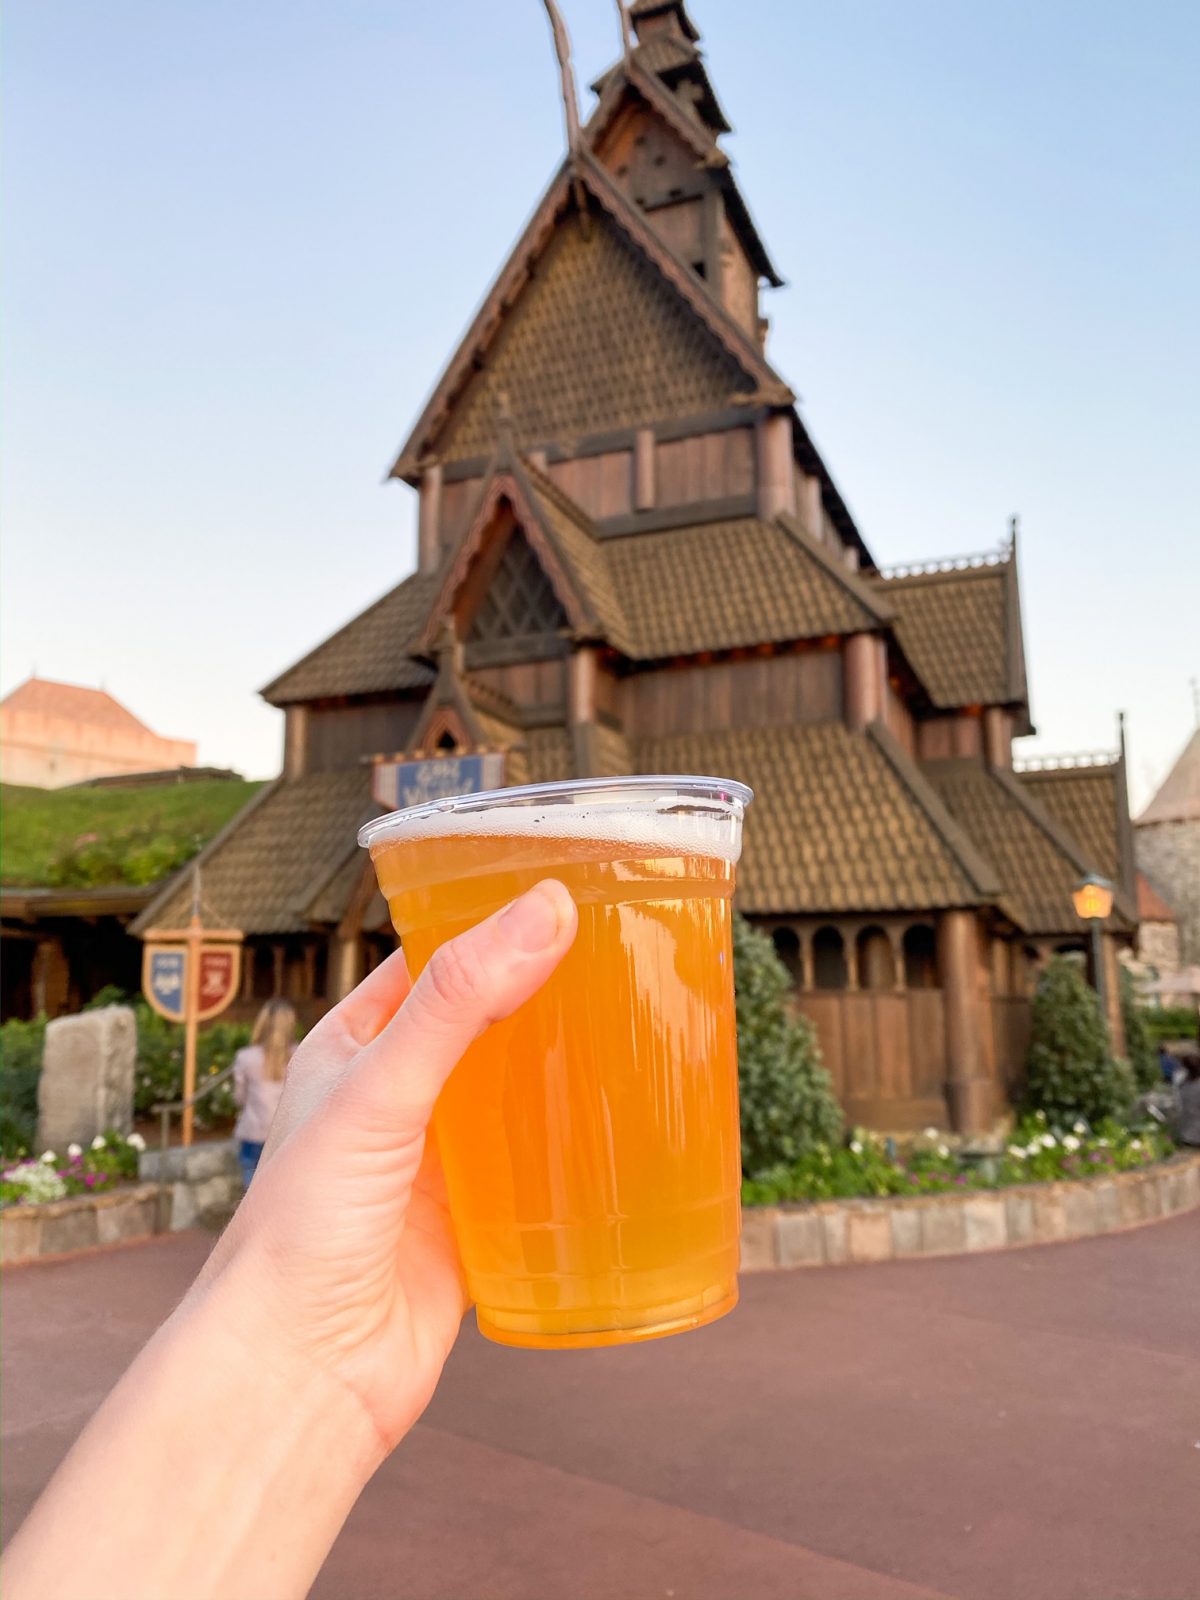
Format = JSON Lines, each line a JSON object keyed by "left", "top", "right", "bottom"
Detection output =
{"left": 867, "top": 726, "right": 1002, "bottom": 903}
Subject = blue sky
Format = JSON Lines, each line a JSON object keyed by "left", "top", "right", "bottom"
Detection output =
{"left": 3, "top": 0, "right": 1197, "bottom": 807}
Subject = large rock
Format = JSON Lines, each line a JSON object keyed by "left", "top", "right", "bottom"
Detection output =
{"left": 36, "top": 1005, "right": 136, "bottom": 1153}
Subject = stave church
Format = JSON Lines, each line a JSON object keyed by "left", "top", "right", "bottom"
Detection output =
{"left": 136, "top": 1, "right": 1137, "bottom": 1131}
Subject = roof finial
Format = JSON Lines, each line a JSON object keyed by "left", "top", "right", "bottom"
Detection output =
{"left": 615, "top": 0, "right": 634, "bottom": 65}
{"left": 540, "top": 0, "right": 581, "bottom": 157}
{"left": 1008, "top": 513, "right": 1019, "bottom": 553}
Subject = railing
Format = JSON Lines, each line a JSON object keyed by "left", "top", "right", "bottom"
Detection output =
{"left": 877, "top": 546, "right": 1010, "bottom": 580}
{"left": 149, "top": 1064, "right": 237, "bottom": 1231}
{"left": 1013, "top": 750, "right": 1118, "bottom": 773}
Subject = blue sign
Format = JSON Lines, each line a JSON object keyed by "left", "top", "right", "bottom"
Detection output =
{"left": 373, "top": 753, "right": 506, "bottom": 813}
{"left": 148, "top": 949, "right": 187, "bottom": 1022}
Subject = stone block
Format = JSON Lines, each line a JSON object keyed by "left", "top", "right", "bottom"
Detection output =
{"left": 1092, "top": 1181, "right": 1120, "bottom": 1233}
{"left": 739, "top": 1209, "right": 779, "bottom": 1272}
{"left": 138, "top": 1146, "right": 186, "bottom": 1183}
{"left": 1141, "top": 1174, "right": 1163, "bottom": 1220}
{"left": 0, "top": 1208, "right": 42, "bottom": 1266}
{"left": 890, "top": 1206, "right": 923, "bottom": 1257}
{"left": 1030, "top": 1189, "right": 1065, "bottom": 1243}
{"left": 38, "top": 1203, "right": 100, "bottom": 1257}
{"left": 37, "top": 1005, "right": 136, "bottom": 1152}
{"left": 96, "top": 1194, "right": 157, "bottom": 1247}
{"left": 821, "top": 1210, "right": 848, "bottom": 1265}
{"left": 1004, "top": 1192, "right": 1035, "bottom": 1246}
{"left": 170, "top": 1182, "right": 199, "bottom": 1232}
{"left": 847, "top": 1208, "right": 893, "bottom": 1264}
{"left": 776, "top": 1210, "right": 825, "bottom": 1267}
{"left": 1117, "top": 1174, "right": 1146, "bottom": 1227}
{"left": 183, "top": 1142, "right": 238, "bottom": 1183}
{"left": 1061, "top": 1185, "right": 1098, "bottom": 1239}
{"left": 920, "top": 1202, "right": 966, "bottom": 1256}
{"left": 962, "top": 1196, "right": 1007, "bottom": 1252}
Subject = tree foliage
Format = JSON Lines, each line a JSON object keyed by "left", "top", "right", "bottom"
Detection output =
{"left": 733, "top": 915, "right": 843, "bottom": 1176}
{"left": 1024, "top": 956, "right": 1135, "bottom": 1125}
{"left": 1120, "top": 968, "right": 1159, "bottom": 1093}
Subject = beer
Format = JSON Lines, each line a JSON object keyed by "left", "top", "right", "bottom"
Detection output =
{"left": 362, "top": 778, "right": 751, "bottom": 1349}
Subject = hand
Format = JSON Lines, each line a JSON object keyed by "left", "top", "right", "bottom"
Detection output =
{"left": 204, "top": 878, "right": 578, "bottom": 1455}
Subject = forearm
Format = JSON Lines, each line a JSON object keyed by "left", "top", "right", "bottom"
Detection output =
{"left": 1, "top": 1250, "right": 385, "bottom": 1600}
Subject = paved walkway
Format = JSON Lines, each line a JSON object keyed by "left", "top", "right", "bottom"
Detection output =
{"left": 3, "top": 1215, "right": 1199, "bottom": 1599}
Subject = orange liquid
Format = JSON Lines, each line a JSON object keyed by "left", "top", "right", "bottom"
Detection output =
{"left": 372, "top": 829, "right": 742, "bottom": 1348}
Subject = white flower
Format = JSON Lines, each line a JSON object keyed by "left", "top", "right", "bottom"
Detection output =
{"left": 126, "top": 1132, "right": 146, "bottom": 1152}
{"left": 1040, "top": 1134, "right": 1057, "bottom": 1149}
{"left": 923, "top": 1126, "right": 939, "bottom": 1139}
{"left": 1073, "top": 1120, "right": 1088, "bottom": 1135}
{"left": 850, "top": 1139, "right": 864, "bottom": 1154}
{"left": 1007, "top": 1145, "right": 1027, "bottom": 1159}
{"left": 67, "top": 1143, "right": 82, "bottom": 1160}
{"left": 40, "top": 1151, "right": 57, "bottom": 1165}
{"left": 937, "top": 1143, "right": 950, "bottom": 1158}
{"left": 91, "top": 1135, "right": 107, "bottom": 1151}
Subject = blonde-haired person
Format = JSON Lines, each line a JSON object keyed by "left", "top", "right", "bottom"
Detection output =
{"left": 233, "top": 998, "right": 297, "bottom": 1186}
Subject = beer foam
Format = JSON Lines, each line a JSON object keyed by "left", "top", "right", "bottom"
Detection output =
{"left": 363, "top": 797, "right": 745, "bottom": 864}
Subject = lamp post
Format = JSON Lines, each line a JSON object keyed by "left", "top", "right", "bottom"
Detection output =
{"left": 1072, "top": 872, "right": 1114, "bottom": 1024}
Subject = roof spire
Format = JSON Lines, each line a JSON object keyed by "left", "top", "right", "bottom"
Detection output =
{"left": 614, "top": 0, "right": 633, "bottom": 65}
{"left": 540, "top": 0, "right": 581, "bottom": 156}
{"left": 1008, "top": 513, "right": 1019, "bottom": 554}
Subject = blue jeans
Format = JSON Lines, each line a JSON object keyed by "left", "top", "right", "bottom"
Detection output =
{"left": 239, "top": 1140, "right": 265, "bottom": 1187}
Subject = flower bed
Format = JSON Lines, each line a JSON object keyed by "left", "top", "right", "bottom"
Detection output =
{"left": 0, "top": 1130, "right": 145, "bottom": 1208}
{"left": 741, "top": 1114, "right": 1175, "bottom": 1205}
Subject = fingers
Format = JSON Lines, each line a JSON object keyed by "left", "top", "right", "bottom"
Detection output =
{"left": 333, "top": 880, "right": 577, "bottom": 1143}
{"left": 314, "top": 945, "right": 413, "bottom": 1050}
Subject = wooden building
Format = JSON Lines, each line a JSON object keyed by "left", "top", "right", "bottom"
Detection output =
{"left": 135, "top": 1, "right": 1137, "bottom": 1130}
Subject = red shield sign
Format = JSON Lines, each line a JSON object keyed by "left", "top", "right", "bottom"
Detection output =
{"left": 196, "top": 945, "right": 242, "bottom": 1021}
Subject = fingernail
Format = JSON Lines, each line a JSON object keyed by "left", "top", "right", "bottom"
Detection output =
{"left": 498, "top": 881, "right": 570, "bottom": 953}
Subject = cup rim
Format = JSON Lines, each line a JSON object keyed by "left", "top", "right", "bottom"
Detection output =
{"left": 358, "top": 773, "right": 753, "bottom": 851}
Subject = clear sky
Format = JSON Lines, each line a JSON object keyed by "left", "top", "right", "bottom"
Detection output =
{"left": 4, "top": 0, "right": 1197, "bottom": 809}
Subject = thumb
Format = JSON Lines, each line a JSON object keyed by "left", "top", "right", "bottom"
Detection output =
{"left": 332, "top": 879, "right": 577, "bottom": 1144}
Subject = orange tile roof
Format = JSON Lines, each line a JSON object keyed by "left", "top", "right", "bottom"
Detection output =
{"left": 1, "top": 677, "right": 159, "bottom": 738}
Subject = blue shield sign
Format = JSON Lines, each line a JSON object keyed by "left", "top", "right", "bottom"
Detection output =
{"left": 373, "top": 753, "right": 506, "bottom": 813}
{"left": 145, "top": 947, "right": 187, "bottom": 1023}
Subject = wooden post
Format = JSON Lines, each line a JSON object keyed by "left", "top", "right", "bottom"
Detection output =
{"left": 284, "top": 706, "right": 309, "bottom": 779}
{"left": 633, "top": 427, "right": 655, "bottom": 510}
{"left": 843, "top": 633, "right": 883, "bottom": 729}
{"left": 181, "top": 914, "right": 202, "bottom": 1147}
{"left": 418, "top": 461, "right": 443, "bottom": 575}
{"left": 797, "top": 471, "right": 822, "bottom": 541}
{"left": 799, "top": 929, "right": 814, "bottom": 993}
{"left": 983, "top": 707, "right": 1011, "bottom": 769}
{"left": 937, "top": 910, "right": 991, "bottom": 1133}
{"left": 755, "top": 414, "right": 796, "bottom": 520}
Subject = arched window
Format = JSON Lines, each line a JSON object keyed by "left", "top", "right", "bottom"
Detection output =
{"left": 771, "top": 927, "right": 801, "bottom": 987}
{"left": 812, "top": 926, "right": 847, "bottom": 990}
{"left": 856, "top": 925, "right": 895, "bottom": 991}
{"left": 903, "top": 925, "right": 938, "bottom": 989}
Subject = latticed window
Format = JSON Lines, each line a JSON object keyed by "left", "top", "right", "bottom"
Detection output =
{"left": 467, "top": 532, "right": 568, "bottom": 647}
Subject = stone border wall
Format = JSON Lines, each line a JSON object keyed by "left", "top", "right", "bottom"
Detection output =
{"left": 740, "top": 1153, "right": 1200, "bottom": 1271}
{"left": 1, "top": 1184, "right": 160, "bottom": 1266}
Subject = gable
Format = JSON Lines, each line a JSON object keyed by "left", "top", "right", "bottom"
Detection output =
{"left": 465, "top": 528, "right": 570, "bottom": 652}
{"left": 435, "top": 202, "right": 757, "bottom": 463}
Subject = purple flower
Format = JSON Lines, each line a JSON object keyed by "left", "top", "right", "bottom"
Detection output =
{"left": 83, "top": 1174, "right": 96, "bottom": 1187}
{"left": 953, "top": 1174, "right": 968, "bottom": 1185}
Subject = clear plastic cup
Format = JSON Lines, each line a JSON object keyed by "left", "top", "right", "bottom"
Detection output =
{"left": 360, "top": 775, "right": 752, "bottom": 1349}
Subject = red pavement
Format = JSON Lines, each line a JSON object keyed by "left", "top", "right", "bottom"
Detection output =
{"left": 3, "top": 1216, "right": 1199, "bottom": 1600}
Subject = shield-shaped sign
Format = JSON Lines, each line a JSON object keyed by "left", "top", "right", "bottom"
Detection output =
{"left": 144, "top": 946, "right": 188, "bottom": 1023}
{"left": 196, "top": 944, "right": 242, "bottom": 1021}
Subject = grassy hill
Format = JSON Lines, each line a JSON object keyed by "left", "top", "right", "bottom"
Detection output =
{"left": 0, "top": 778, "right": 263, "bottom": 888}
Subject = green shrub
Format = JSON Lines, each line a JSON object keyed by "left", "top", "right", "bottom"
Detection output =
{"left": 132, "top": 1002, "right": 249, "bottom": 1125}
{"left": 0, "top": 1015, "right": 47, "bottom": 1160}
{"left": 1140, "top": 1006, "right": 1199, "bottom": 1049}
{"left": 1120, "top": 969, "right": 1159, "bottom": 1092}
{"left": 1024, "top": 956, "right": 1135, "bottom": 1125}
{"left": 733, "top": 915, "right": 843, "bottom": 1177}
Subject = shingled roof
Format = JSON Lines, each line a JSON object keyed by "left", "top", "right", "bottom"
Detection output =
{"left": 924, "top": 760, "right": 1136, "bottom": 936}
{"left": 263, "top": 575, "right": 438, "bottom": 706}
{"left": 133, "top": 770, "right": 380, "bottom": 936}
{"left": 875, "top": 555, "right": 1026, "bottom": 713}
{"left": 633, "top": 723, "right": 997, "bottom": 914}
{"left": 1018, "top": 761, "right": 1132, "bottom": 894}
{"left": 1137, "top": 727, "right": 1200, "bottom": 825}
